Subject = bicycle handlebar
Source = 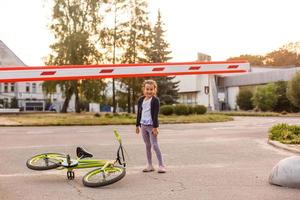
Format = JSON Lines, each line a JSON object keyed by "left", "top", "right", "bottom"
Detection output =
{"left": 114, "top": 129, "right": 122, "bottom": 145}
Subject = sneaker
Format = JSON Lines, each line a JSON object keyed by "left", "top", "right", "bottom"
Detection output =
{"left": 142, "top": 166, "right": 155, "bottom": 172}
{"left": 157, "top": 166, "right": 166, "bottom": 173}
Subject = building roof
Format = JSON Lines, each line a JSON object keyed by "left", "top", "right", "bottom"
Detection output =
{"left": 218, "top": 67, "right": 300, "bottom": 87}
{"left": 0, "top": 40, "right": 26, "bottom": 66}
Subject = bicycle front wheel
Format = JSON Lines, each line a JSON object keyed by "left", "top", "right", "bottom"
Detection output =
{"left": 83, "top": 166, "right": 126, "bottom": 187}
{"left": 26, "top": 153, "right": 65, "bottom": 170}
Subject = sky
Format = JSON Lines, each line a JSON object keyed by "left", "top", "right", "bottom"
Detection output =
{"left": 1, "top": 0, "right": 300, "bottom": 66}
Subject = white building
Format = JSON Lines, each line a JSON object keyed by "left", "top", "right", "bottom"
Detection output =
{"left": 0, "top": 40, "right": 73, "bottom": 111}
{"left": 218, "top": 66, "right": 300, "bottom": 110}
{"left": 174, "top": 52, "right": 300, "bottom": 111}
{"left": 174, "top": 53, "right": 218, "bottom": 110}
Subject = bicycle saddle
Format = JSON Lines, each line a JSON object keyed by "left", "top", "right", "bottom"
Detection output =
{"left": 76, "top": 147, "right": 93, "bottom": 159}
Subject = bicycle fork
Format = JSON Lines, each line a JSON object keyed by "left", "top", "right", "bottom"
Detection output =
{"left": 98, "top": 160, "right": 117, "bottom": 179}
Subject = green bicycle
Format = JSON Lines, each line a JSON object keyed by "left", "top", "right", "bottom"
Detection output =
{"left": 26, "top": 130, "right": 126, "bottom": 187}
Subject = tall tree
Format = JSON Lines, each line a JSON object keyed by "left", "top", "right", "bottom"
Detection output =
{"left": 273, "top": 81, "right": 298, "bottom": 112}
{"left": 265, "top": 48, "right": 300, "bottom": 67}
{"left": 252, "top": 83, "right": 278, "bottom": 111}
{"left": 120, "top": 0, "right": 151, "bottom": 113}
{"left": 104, "top": 0, "right": 129, "bottom": 113}
{"left": 287, "top": 72, "right": 300, "bottom": 109}
{"left": 282, "top": 42, "right": 300, "bottom": 53}
{"left": 44, "top": 0, "right": 107, "bottom": 113}
{"left": 227, "top": 54, "right": 265, "bottom": 66}
{"left": 145, "top": 10, "right": 179, "bottom": 105}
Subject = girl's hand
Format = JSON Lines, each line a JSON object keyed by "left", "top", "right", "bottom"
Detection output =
{"left": 152, "top": 128, "right": 159, "bottom": 136}
{"left": 136, "top": 127, "right": 140, "bottom": 134}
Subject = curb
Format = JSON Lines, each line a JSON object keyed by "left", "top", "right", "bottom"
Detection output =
{"left": 268, "top": 139, "right": 300, "bottom": 154}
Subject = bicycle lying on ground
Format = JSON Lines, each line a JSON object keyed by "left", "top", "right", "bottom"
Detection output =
{"left": 26, "top": 130, "right": 126, "bottom": 187}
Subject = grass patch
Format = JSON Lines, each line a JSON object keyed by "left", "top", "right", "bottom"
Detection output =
{"left": 269, "top": 123, "right": 300, "bottom": 144}
{"left": 1, "top": 113, "right": 232, "bottom": 126}
{"left": 159, "top": 114, "right": 232, "bottom": 124}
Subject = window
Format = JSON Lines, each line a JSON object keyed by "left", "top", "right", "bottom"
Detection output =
{"left": 10, "top": 83, "right": 15, "bottom": 92}
{"left": 32, "top": 83, "right": 37, "bottom": 93}
{"left": 4, "top": 98, "right": 8, "bottom": 108}
{"left": 26, "top": 83, "right": 30, "bottom": 93}
{"left": 179, "top": 92, "right": 197, "bottom": 105}
{"left": 4, "top": 83, "right": 8, "bottom": 93}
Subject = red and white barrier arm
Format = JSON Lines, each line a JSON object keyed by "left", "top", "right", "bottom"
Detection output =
{"left": 0, "top": 61, "right": 249, "bottom": 83}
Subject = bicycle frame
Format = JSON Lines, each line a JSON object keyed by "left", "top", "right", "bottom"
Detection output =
{"left": 53, "top": 129, "right": 125, "bottom": 179}
{"left": 56, "top": 158, "right": 116, "bottom": 170}
{"left": 27, "top": 130, "right": 126, "bottom": 185}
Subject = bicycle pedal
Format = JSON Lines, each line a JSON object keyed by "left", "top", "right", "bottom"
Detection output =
{"left": 67, "top": 171, "right": 75, "bottom": 180}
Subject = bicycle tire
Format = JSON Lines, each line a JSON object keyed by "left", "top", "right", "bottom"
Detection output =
{"left": 26, "top": 153, "right": 65, "bottom": 170}
{"left": 82, "top": 166, "right": 126, "bottom": 187}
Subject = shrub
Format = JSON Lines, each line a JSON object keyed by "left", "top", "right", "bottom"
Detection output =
{"left": 281, "top": 111, "right": 288, "bottom": 115}
{"left": 160, "top": 105, "right": 174, "bottom": 115}
{"left": 122, "top": 113, "right": 130, "bottom": 117}
{"left": 122, "top": 113, "right": 135, "bottom": 119}
{"left": 253, "top": 107, "right": 259, "bottom": 112}
{"left": 274, "top": 81, "right": 294, "bottom": 112}
{"left": 113, "top": 112, "right": 120, "bottom": 117}
{"left": 94, "top": 113, "right": 101, "bottom": 117}
{"left": 252, "top": 83, "right": 278, "bottom": 111}
{"left": 174, "top": 104, "right": 189, "bottom": 115}
{"left": 236, "top": 90, "right": 253, "bottom": 110}
{"left": 287, "top": 71, "right": 300, "bottom": 109}
{"left": 160, "top": 95, "right": 176, "bottom": 105}
{"left": 269, "top": 123, "right": 300, "bottom": 144}
{"left": 186, "top": 105, "right": 195, "bottom": 115}
{"left": 104, "top": 113, "right": 113, "bottom": 118}
{"left": 194, "top": 105, "right": 207, "bottom": 114}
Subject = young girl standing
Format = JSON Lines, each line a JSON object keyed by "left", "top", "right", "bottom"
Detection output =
{"left": 136, "top": 79, "right": 166, "bottom": 173}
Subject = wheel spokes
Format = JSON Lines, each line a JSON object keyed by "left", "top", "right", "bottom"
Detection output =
{"left": 86, "top": 168, "right": 123, "bottom": 183}
{"left": 30, "top": 154, "right": 64, "bottom": 167}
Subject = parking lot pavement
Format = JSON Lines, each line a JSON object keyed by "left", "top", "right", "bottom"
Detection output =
{"left": 1, "top": 117, "right": 300, "bottom": 200}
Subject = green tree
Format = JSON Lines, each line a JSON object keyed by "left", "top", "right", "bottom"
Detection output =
{"left": 252, "top": 83, "right": 278, "bottom": 111}
{"left": 104, "top": 0, "right": 129, "bottom": 113}
{"left": 80, "top": 80, "right": 107, "bottom": 103}
{"left": 227, "top": 54, "right": 265, "bottom": 66}
{"left": 146, "top": 10, "right": 171, "bottom": 63}
{"left": 236, "top": 89, "right": 253, "bottom": 110}
{"left": 145, "top": 10, "right": 179, "bottom": 105}
{"left": 281, "top": 42, "right": 300, "bottom": 54}
{"left": 120, "top": 0, "right": 151, "bottom": 113}
{"left": 287, "top": 71, "right": 300, "bottom": 109}
{"left": 45, "top": 0, "right": 107, "bottom": 113}
{"left": 273, "top": 81, "right": 298, "bottom": 112}
{"left": 265, "top": 49, "right": 300, "bottom": 67}
{"left": 42, "top": 81, "right": 58, "bottom": 102}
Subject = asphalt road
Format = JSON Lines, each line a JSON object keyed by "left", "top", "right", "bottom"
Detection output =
{"left": 1, "top": 117, "right": 300, "bottom": 200}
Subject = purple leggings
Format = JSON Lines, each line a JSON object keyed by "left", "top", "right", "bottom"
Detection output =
{"left": 141, "top": 125, "right": 164, "bottom": 166}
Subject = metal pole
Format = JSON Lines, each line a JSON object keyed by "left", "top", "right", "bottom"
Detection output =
{"left": 112, "top": 0, "right": 117, "bottom": 113}
{"left": 207, "top": 75, "right": 211, "bottom": 111}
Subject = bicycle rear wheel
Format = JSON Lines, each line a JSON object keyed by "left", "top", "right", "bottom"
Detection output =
{"left": 83, "top": 166, "right": 126, "bottom": 187}
{"left": 26, "top": 153, "right": 65, "bottom": 170}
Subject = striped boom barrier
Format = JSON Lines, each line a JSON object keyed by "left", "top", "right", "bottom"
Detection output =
{"left": 0, "top": 61, "right": 249, "bottom": 83}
